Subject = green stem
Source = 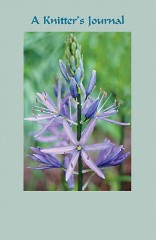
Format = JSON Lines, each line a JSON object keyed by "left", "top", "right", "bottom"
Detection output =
{"left": 77, "top": 92, "right": 83, "bottom": 191}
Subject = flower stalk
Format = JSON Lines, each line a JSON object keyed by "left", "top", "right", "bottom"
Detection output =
{"left": 77, "top": 90, "right": 83, "bottom": 191}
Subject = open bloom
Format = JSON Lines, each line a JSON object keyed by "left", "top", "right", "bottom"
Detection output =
{"left": 28, "top": 147, "right": 62, "bottom": 170}
{"left": 95, "top": 139, "right": 130, "bottom": 168}
{"left": 28, "top": 147, "right": 74, "bottom": 189}
{"left": 84, "top": 90, "right": 130, "bottom": 126}
{"left": 41, "top": 118, "right": 110, "bottom": 181}
{"left": 25, "top": 79, "right": 74, "bottom": 137}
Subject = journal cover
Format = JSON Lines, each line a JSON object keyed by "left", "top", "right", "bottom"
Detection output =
{"left": 0, "top": 0, "right": 155, "bottom": 239}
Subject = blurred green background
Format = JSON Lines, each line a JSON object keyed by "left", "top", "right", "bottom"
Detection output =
{"left": 24, "top": 32, "right": 131, "bottom": 191}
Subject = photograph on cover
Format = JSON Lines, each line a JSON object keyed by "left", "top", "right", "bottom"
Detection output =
{"left": 24, "top": 32, "right": 131, "bottom": 191}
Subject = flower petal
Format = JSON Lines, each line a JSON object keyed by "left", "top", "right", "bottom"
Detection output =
{"left": 30, "top": 147, "right": 42, "bottom": 154}
{"left": 28, "top": 166, "right": 55, "bottom": 170}
{"left": 80, "top": 118, "right": 97, "bottom": 145}
{"left": 35, "top": 135, "right": 57, "bottom": 142}
{"left": 63, "top": 119, "right": 77, "bottom": 145}
{"left": 67, "top": 174, "right": 74, "bottom": 189}
{"left": 45, "top": 154, "right": 62, "bottom": 167}
{"left": 37, "top": 92, "right": 57, "bottom": 112}
{"left": 34, "top": 118, "right": 55, "bottom": 138}
{"left": 61, "top": 104, "right": 70, "bottom": 119}
{"left": 98, "top": 116, "right": 130, "bottom": 126}
{"left": 57, "top": 78, "right": 61, "bottom": 111}
{"left": 24, "top": 114, "right": 53, "bottom": 121}
{"left": 97, "top": 110, "right": 118, "bottom": 118}
{"left": 66, "top": 151, "right": 79, "bottom": 181}
{"left": 33, "top": 154, "right": 50, "bottom": 164}
{"left": 81, "top": 150, "right": 105, "bottom": 179}
{"left": 41, "top": 146, "right": 76, "bottom": 154}
{"left": 29, "top": 149, "right": 61, "bottom": 167}
{"left": 86, "top": 70, "right": 96, "bottom": 96}
{"left": 95, "top": 140, "right": 130, "bottom": 168}
{"left": 95, "top": 144, "right": 113, "bottom": 166}
{"left": 85, "top": 99, "right": 99, "bottom": 118}
{"left": 83, "top": 143, "right": 110, "bottom": 152}
{"left": 64, "top": 155, "right": 75, "bottom": 189}
{"left": 59, "top": 60, "right": 70, "bottom": 83}
{"left": 44, "top": 92, "right": 57, "bottom": 109}
{"left": 61, "top": 93, "right": 70, "bottom": 106}
{"left": 82, "top": 97, "right": 93, "bottom": 115}
{"left": 70, "top": 77, "right": 78, "bottom": 99}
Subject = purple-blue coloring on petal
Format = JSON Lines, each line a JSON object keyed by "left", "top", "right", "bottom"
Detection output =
{"left": 85, "top": 99, "right": 99, "bottom": 119}
{"left": 81, "top": 150, "right": 105, "bottom": 179}
{"left": 98, "top": 116, "right": 130, "bottom": 126}
{"left": 70, "top": 77, "right": 78, "bottom": 99}
{"left": 95, "top": 139, "right": 130, "bottom": 168}
{"left": 86, "top": 70, "right": 96, "bottom": 96}
{"left": 28, "top": 147, "right": 62, "bottom": 169}
{"left": 63, "top": 119, "right": 77, "bottom": 145}
{"left": 59, "top": 60, "right": 70, "bottom": 83}
{"left": 64, "top": 155, "right": 75, "bottom": 189}
{"left": 66, "top": 151, "right": 79, "bottom": 181}
{"left": 80, "top": 118, "right": 97, "bottom": 146}
{"left": 41, "top": 146, "right": 76, "bottom": 154}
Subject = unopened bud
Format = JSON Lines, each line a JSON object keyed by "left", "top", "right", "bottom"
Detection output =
{"left": 70, "top": 77, "right": 78, "bottom": 99}
{"left": 85, "top": 99, "right": 99, "bottom": 119}
{"left": 74, "top": 67, "right": 82, "bottom": 86}
{"left": 86, "top": 70, "right": 96, "bottom": 97}
{"left": 70, "top": 56, "right": 76, "bottom": 72}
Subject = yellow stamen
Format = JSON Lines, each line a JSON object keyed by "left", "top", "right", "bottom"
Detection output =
{"left": 77, "top": 146, "right": 81, "bottom": 151}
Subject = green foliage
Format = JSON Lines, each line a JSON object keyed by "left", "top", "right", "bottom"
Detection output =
{"left": 105, "top": 169, "right": 131, "bottom": 191}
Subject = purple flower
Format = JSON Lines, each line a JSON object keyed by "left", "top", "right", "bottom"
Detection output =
{"left": 95, "top": 139, "right": 130, "bottom": 168}
{"left": 84, "top": 90, "right": 130, "bottom": 126}
{"left": 41, "top": 118, "right": 110, "bottom": 181}
{"left": 28, "top": 147, "right": 62, "bottom": 170}
{"left": 28, "top": 147, "right": 75, "bottom": 189}
{"left": 25, "top": 79, "right": 75, "bottom": 137}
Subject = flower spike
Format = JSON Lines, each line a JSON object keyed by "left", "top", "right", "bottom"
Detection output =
{"left": 25, "top": 33, "right": 130, "bottom": 191}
